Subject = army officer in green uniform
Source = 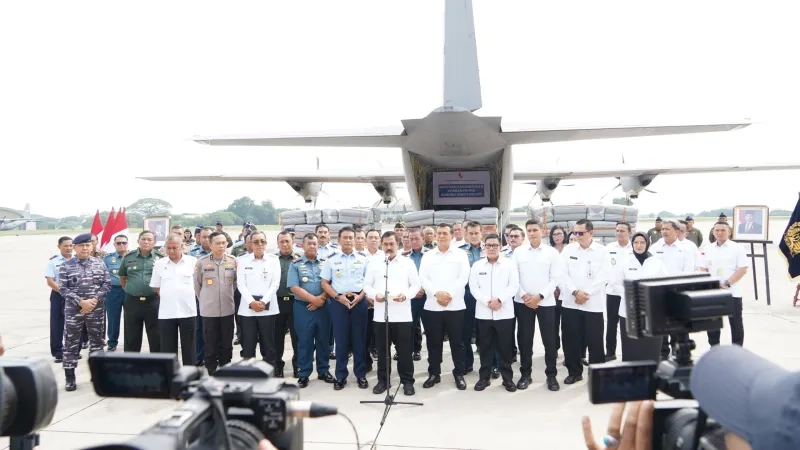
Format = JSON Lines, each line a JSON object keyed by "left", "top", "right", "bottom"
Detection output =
{"left": 118, "top": 230, "right": 161, "bottom": 353}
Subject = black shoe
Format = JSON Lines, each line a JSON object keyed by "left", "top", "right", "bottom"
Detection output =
{"left": 454, "top": 375, "right": 467, "bottom": 390}
{"left": 373, "top": 380, "right": 388, "bottom": 394}
{"left": 357, "top": 377, "right": 368, "bottom": 389}
{"left": 293, "top": 366, "right": 300, "bottom": 378}
{"left": 413, "top": 352, "right": 421, "bottom": 361}
{"left": 370, "top": 349, "right": 378, "bottom": 360}
{"left": 512, "top": 355, "right": 518, "bottom": 363}
{"left": 329, "top": 352, "right": 336, "bottom": 360}
{"left": 334, "top": 379, "right": 347, "bottom": 390}
{"left": 55, "top": 356, "right": 63, "bottom": 363}
{"left": 547, "top": 376, "right": 560, "bottom": 391}
{"left": 298, "top": 377, "right": 309, "bottom": 388}
{"left": 605, "top": 354, "right": 617, "bottom": 362}
{"left": 64, "top": 369, "right": 76, "bottom": 392}
{"left": 490, "top": 367, "right": 500, "bottom": 379}
{"left": 403, "top": 384, "right": 415, "bottom": 396}
{"left": 474, "top": 379, "right": 490, "bottom": 391}
{"left": 274, "top": 368, "right": 284, "bottom": 378}
{"left": 423, "top": 374, "right": 440, "bottom": 388}
{"left": 516, "top": 377, "right": 532, "bottom": 390}
{"left": 582, "top": 359, "right": 589, "bottom": 366}
{"left": 503, "top": 380, "right": 517, "bottom": 392}
{"left": 318, "top": 373, "right": 336, "bottom": 383}
{"left": 207, "top": 367, "right": 217, "bottom": 376}
{"left": 233, "top": 338, "right": 239, "bottom": 346}
{"left": 564, "top": 375, "right": 583, "bottom": 385}
{"left": 106, "top": 346, "right": 116, "bottom": 352}
{"left": 393, "top": 353, "right": 398, "bottom": 361}
{"left": 464, "top": 367, "right": 474, "bottom": 374}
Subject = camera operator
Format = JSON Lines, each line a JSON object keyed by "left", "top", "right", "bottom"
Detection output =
{"left": 581, "top": 345, "right": 800, "bottom": 450}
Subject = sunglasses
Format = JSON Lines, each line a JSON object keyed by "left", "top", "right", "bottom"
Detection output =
{"left": 115, "top": 242, "right": 128, "bottom": 245}
{"left": 252, "top": 240, "right": 267, "bottom": 245}
{"left": 572, "top": 231, "right": 587, "bottom": 236}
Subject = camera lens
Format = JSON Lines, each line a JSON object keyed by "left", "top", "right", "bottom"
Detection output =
{"left": 227, "top": 419, "right": 267, "bottom": 450}
{"left": 0, "top": 370, "right": 18, "bottom": 434}
{"left": 662, "top": 408, "right": 708, "bottom": 450}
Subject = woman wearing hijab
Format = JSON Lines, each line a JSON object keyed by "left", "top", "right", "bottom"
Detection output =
{"left": 619, "top": 232, "right": 668, "bottom": 362}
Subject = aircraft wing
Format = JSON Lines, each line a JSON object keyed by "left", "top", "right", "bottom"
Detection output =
{"left": 137, "top": 171, "right": 406, "bottom": 184}
{"left": 500, "top": 121, "right": 750, "bottom": 145}
{"left": 513, "top": 163, "right": 800, "bottom": 181}
{"left": 193, "top": 128, "right": 407, "bottom": 148}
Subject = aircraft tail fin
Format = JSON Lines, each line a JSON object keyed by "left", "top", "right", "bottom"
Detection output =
{"left": 443, "top": 0, "right": 482, "bottom": 112}
{"left": 23, "top": 203, "right": 30, "bottom": 218}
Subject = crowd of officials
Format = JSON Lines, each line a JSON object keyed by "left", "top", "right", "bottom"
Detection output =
{"left": 45, "top": 215, "right": 748, "bottom": 393}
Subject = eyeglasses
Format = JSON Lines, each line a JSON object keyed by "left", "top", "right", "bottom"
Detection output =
{"left": 572, "top": 231, "right": 587, "bottom": 236}
{"left": 485, "top": 244, "right": 500, "bottom": 248}
{"left": 252, "top": 240, "right": 267, "bottom": 245}
{"left": 115, "top": 242, "right": 128, "bottom": 245}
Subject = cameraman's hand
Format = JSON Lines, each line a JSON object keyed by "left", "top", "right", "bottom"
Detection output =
{"left": 581, "top": 401, "right": 653, "bottom": 450}
{"left": 259, "top": 438, "right": 278, "bottom": 450}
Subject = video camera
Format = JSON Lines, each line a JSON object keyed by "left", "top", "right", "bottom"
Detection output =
{"left": 0, "top": 357, "right": 59, "bottom": 450}
{"left": 587, "top": 273, "right": 736, "bottom": 450}
{"left": 82, "top": 354, "right": 339, "bottom": 450}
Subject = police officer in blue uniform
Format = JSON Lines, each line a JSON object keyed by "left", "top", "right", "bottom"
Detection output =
{"left": 45, "top": 236, "right": 87, "bottom": 362}
{"left": 287, "top": 233, "right": 336, "bottom": 388}
{"left": 321, "top": 226, "right": 370, "bottom": 390}
{"left": 103, "top": 234, "right": 129, "bottom": 351}
{"left": 459, "top": 221, "right": 485, "bottom": 374}
{"left": 403, "top": 228, "right": 428, "bottom": 361}
{"left": 58, "top": 233, "right": 111, "bottom": 391}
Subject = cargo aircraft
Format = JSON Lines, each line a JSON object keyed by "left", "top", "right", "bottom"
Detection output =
{"left": 140, "top": 0, "right": 800, "bottom": 225}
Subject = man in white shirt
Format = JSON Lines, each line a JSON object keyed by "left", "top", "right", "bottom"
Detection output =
{"left": 513, "top": 220, "right": 564, "bottom": 391}
{"left": 237, "top": 231, "right": 282, "bottom": 366}
{"left": 363, "top": 228, "right": 386, "bottom": 368}
{"left": 604, "top": 222, "right": 633, "bottom": 362}
{"left": 451, "top": 221, "right": 466, "bottom": 248}
{"left": 364, "top": 231, "right": 421, "bottom": 396}
{"left": 469, "top": 233, "right": 519, "bottom": 392}
{"left": 149, "top": 234, "right": 198, "bottom": 366}
{"left": 650, "top": 219, "right": 696, "bottom": 359}
{"left": 418, "top": 223, "right": 472, "bottom": 390}
{"left": 560, "top": 219, "right": 611, "bottom": 385}
{"left": 702, "top": 222, "right": 749, "bottom": 347}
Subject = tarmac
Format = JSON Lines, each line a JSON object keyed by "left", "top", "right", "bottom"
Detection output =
{"left": 1, "top": 224, "right": 798, "bottom": 450}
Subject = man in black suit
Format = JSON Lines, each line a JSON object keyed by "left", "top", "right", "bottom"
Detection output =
{"left": 738, "top": 211, "right": 762, "bottom": 234}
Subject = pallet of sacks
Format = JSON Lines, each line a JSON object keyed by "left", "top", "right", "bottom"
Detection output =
{"left": 528, "top": 204, "right": 639, "bottom": 245}
{"left": 401, "top": 207, "right": 499, "bottom": 228}
{"left": 280, "top": 208, "right": 381, "bottom": 246}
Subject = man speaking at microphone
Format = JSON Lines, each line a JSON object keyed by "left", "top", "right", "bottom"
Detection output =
{"left": 364, "top": 231, "right": 421, "bottom": 396}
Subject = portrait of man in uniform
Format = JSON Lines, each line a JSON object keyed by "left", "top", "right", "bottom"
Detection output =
{"left": 732, "top": 205, "right": 769, "bottom": 241}
{"left": 144, "top": 216, "right": 170, "bottom": 247}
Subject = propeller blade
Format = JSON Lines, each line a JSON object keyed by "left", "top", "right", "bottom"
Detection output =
{"left": 644, "top": 188, "right": 657, "bottom": 194}
{"left": 599, "top": 182, "right": 622, "bottom": 201}
{"left": 561, "top": 183, "right": 576, "bottom": 187}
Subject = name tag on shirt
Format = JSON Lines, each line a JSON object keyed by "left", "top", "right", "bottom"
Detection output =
{"left": 570, "top": 256, "right": 578, "bottom": 260}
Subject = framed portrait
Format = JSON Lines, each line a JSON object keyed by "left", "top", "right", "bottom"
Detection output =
{"left": 143, "top": 216, "right": 170, "bottom": 247}
{"left": 732, "top": 205, "right": 769, "bottom": 241}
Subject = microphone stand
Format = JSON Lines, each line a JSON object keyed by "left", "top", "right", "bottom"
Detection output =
{"left": 361, "top": 256, "right": 423, "bottom": 425}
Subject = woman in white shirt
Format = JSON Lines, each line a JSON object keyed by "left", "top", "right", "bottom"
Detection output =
{"left": 619, "top": 232, "right": 668, "bottom": 362}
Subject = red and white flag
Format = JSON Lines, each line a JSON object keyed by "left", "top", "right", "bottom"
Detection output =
{"left": 90, "top": 210, "right": 104, "bottom": 242}
{"left": 99, "top": 208, "right": 116, "bottom": 249}
{"left": 101, "top": 207, "right": 130, "bottom": 253}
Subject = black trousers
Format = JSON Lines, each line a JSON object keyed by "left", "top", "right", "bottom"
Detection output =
{"left": 275, "top": 296, "right": 298, "bottom": 371}
{"left": 562, "top": 308, "right": 604, "bottom": 377}
{"left": 476, "top": 318, "right": 514, "bottom": 383}
{"left": 375, "top": 321, "right": 414, "bottom": 385}
{"left": 619, "top": 318, "right": 662, "bottom": 362}
{"left": 241, "top": 314, "right": 277, "bottom": 364}
{"left": 606, "top": 294, "right": 621, "bottom": 356}
{"left": 554, "top": 299, "right": 563, "bottom": 351}
{"left": 158, "top": 317, "right": 196, "bottom": 366}
{"left": 202, "top": 315, "right": 235, "bottom": 371}
{"left": 422, "top": 309, "right": 465, "bottom": 376}
{"left": 233, "top": 289, "right": 242, "bottom": 342}
{"left": 707, "top": 297, "right": 744, "bottom": 346}
{"left": 515, "top": 302, "right": 558, "bottom": 378}
{"left": 123, "top": 294, "right": 160, "bottom": 353}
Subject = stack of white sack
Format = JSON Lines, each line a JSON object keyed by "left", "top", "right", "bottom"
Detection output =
{"left": 402, "top": 207, "right": 500, "bottom": 228}
{"left": 528, "top": 204, "right": 639, "bottom": 245}
{"left": 280, "top": 208, "right": 382, "bottom": 246}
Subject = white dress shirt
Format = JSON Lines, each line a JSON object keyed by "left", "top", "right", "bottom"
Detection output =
{"left": 650, "top": 239, "right": 695, "bottom": 275}
{"left": 511, "top": 241, "right": 563, "bottom": 307}
{"left": 469, "top": 257, "right": 519, "bottom": 320}
{"left": 702, "top": 239, "right": 750, "bottom": 298}
{"left": 618, "top": 254, "right": 669, "bottom": 319}
{"left": 236, "top": 252, "right": 282, "bottom": 317}
{"left": 606, "top": 241, "right": 633, "bottom": 296}
{"left": 559, "top": 241, "right": 611, "bottom": 313}
{"left": 363, "top": 248, "right": 386, "bottom": 272}
{"left": 149, "top": 255, "right": 198, "bottom": 319}
{"left": 418, "top": 245, "right": 471, "bottom": 312}
{"left": 363, "top": 255, "right": 421, "bottom": 322}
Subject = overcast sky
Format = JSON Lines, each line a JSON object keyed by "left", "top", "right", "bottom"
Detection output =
{"left": 2, "top": 1, "right": 799, "bottom": 218}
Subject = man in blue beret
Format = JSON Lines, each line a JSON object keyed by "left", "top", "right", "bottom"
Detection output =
{"left": 58, "top": 233, "right": 111, "bottom": 391}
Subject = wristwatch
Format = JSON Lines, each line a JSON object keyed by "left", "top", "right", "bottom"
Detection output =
{"left": 572, "top": 290, "right": 578, "bottom": 296}
{"left": 538, "top": 293, "right": 545, "bottom": 300}
{"left": 722, "top": 280, "right": 731, "bottom": 288}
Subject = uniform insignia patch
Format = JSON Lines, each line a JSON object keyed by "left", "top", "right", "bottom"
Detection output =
{"left": 205, "top": 264, "right": 213, "bottom": 268}
{"left": 132, "top": 266, "right": 137, "bottom": 270}
{"left": 336, "top": 272, "right": 342, "bottom": 278}
{"left": 207, "top": 279, "right": 214, "bottom": 285}
{"left": 111, "top": 258, "right": 116, "bottom": 263}
{"left": 301, "top": 276, "right": 309, "bottom": 283}
{"left": 112, "top": 269, "right": 117, "bottom": 274}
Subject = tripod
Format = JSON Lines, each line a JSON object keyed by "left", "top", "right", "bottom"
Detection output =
{"left": 360, "top": 256, "right": 423, "bottom": 425}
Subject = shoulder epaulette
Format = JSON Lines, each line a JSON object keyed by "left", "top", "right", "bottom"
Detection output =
{"left": 197, "top": 253, "right": 212, "bottom": 260}
{"left": 401, "top": 250, "right": 411, "bottom": 256}
{"left": 356, "top": 251, "right": 366, "bottom": 257}
{"left": 49, "top": 254, "right": 58, "bottom": 260}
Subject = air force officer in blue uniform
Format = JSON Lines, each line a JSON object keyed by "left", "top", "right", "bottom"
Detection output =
{"left": 321, "top": 226, "right": 370, "bottom": 390}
